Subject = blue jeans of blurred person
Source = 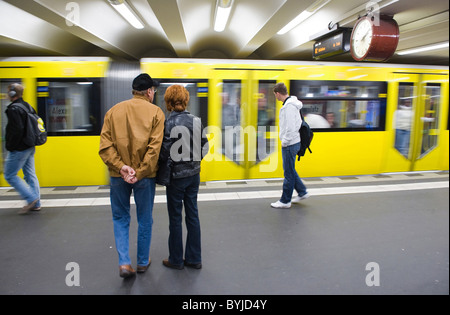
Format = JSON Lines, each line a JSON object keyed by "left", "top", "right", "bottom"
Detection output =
{"left": 166, "top": 174, "right": 202, "bottom": 267}
{"left": 395, "top": 129, "right": 411, "bottom": 157}
{"left": 110, "top": 177, "right": 155, "bottom": 267}
{"left": 4, "top": 147, "right": 41, "bottom": 208}
{"left": 280, "top": 142, "right": 307, "bottom": 204}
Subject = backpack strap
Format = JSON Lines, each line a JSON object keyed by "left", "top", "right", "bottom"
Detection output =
{"left": 299, "top": 109, "right": 305, "bottom": 121}
{"left": 11, "top": 102, "right": 32, "bottom": 114}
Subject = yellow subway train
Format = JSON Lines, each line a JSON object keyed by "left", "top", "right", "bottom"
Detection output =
{"left": 1, "top": 57, "right": 448, "bottom": 187}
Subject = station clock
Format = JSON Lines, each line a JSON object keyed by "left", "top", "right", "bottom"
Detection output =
{"left": 350, "top": 15, "right": 400, "bottom": 62}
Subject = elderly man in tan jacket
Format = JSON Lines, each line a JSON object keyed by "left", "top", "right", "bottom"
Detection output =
{"left": 99, "top": 73, "right": 165, "bottom": 278}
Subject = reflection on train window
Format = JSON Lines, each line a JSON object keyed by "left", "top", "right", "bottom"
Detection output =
{"left": 257, "top": 81, "right": 276, "bottom": 162}
{"left": 394, "top": 83, "right": 415, "bottom": 158}
{"left": 421, "top": 83, "right": 440, "bottom": 157}
{"left": 290, "top": 80, "right": 387, "bottom": 131}
{"left": 37, "top": 79, "right": 101, "bottom": 136}
{"left": 221, "top": 80, "right": 241, "bottom": 163}
{"left": 257, "top": 81, "right": 276, "bottom": 130}
{"left": 297, "top": 84, "right": 380, "bottom": 99}
{"left": 152, "top": 80, "right": 208, "bottom": 126}
{"left": 219, "top": 80, "right": 277, "bottom": 165}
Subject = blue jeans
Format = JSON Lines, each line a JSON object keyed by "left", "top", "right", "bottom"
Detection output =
{"left": 110, "top": 177, "right": 155, "bottom": 267}
{"left": 395, "top": 129, "right": 410, "bottom": 156}
{"left": 166, "top": 174, "right": 201, "bottom": 267}
{"left": 4, "top": 147, "right": 41, "bottom": 207}
{"left": 280, "top": 142, "right": 307, "bottom": 204}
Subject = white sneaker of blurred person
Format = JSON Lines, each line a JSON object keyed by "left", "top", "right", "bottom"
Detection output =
{"left": 271, "top": 200, "right": 291, "bottom": 209}
{"left": 291, "top": 193, "right": 310, "bottom": 203}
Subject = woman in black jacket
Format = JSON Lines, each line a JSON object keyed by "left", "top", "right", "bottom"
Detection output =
{"left": 159, "top": 85, "right": 209, "bottom": 270}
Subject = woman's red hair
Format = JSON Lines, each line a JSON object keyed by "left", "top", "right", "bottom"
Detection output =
{"left": 164, "top": 85, "right": 190, "bottom": 112}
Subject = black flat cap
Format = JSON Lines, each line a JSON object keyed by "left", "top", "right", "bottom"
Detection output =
{"left": 132, "top": 73, "right": 159, "bottom": 91}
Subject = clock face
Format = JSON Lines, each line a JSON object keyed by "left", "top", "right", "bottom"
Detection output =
{"left": 351, "top": 18, "right": 373, "bottom": 59}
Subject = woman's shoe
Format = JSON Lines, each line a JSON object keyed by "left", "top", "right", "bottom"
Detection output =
{"left": 162, "top": 259, "right": 184, "bottom": 270}
{"left": 184, "top": 261, "right": 202, "bottom": 269}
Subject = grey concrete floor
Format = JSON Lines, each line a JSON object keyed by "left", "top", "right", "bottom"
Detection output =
{"left": 0, "top": 172, "right": 448, "bottom": 298}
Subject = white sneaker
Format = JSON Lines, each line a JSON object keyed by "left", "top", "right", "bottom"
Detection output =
{"left": 271, "top": 200, "right": 291, "bottom": 209}
{"left": 292, "top": 193, "right": 310, "bottom": 203}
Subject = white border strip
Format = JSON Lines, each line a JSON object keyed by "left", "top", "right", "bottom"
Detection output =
{"left": 0, "top": 181, "right": 447, "bottom": 209}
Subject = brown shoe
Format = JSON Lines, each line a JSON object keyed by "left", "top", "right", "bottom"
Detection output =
{"left": 137, "top": 259, "right": 151, "bottom": 273}
{"left": 184, "top": 260, "right": 202, "bottom": 269}
{"left": 162, "top": 259, "right": 184, "bottom": 270}
{"left": 119, "top": 264, "right": 136, "bottom": 278}
{"left": 18, "top": 199, "right": 39, "bottom": 215}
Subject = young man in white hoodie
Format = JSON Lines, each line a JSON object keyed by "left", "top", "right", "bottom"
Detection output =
{"left": 271, "top": 83, "right": 309, "bottom": 209}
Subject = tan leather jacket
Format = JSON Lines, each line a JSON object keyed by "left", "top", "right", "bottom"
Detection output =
{"left": 99, "top": 95, "right": 165, "bottom": 180}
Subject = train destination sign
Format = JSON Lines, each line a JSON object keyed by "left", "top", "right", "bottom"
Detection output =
{"left": 313, "top": 29, "right": 351, "bottom": 60}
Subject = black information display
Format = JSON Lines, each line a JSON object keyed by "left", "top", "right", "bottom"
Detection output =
{"left": 313, "top": 29, "right": 351, "bottom": 60}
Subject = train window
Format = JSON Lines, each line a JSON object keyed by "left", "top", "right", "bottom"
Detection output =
{"left": 257, "top": 81, "right": 276, "bottom": 130}
{"left": 152, "top": 80, "right": 208, "bottom": 126}
{"left": 421, "top": 83, "right": 440, "bottom": 157}
{"left": 221, "top": 80, "right": 241, "bottom": 163}
{"left": 290, "top": 80, "right": 387, "bottom": 131}
{"left": 257, "top": 80, "right": 276, "bottom": 162}
{"left": 219, "top": 80, "right": 277, "bottom": 164}
{"left": 296, "top": 84, "right": 380, "bottom": 99}
{"left": 37, "top": 79, "right": 102, "bottom": 136}
{"left": 394, "top": 83, "right": 415, "bottom": 157}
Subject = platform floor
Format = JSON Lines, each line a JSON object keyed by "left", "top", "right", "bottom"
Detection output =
{"left": 0, "top": 172, "right": 448, "bottom": 296}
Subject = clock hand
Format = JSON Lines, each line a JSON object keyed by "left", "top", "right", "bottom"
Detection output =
{"left": 362, "top": 32, "right": 369, "bottom": 41}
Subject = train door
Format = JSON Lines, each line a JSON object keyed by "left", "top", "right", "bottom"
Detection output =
{"left": 208, "top": 69, "right": 280, "bottom": 181}
{"left": 387, "top": 73, "right": 449, "bottom": 172}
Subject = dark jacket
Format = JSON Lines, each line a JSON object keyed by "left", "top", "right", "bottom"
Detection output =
{"left": 159, "top": 111, "right": 209, "bottom": 180}
{"left": 5, "top": 98, "right": 33, "bottom": 152}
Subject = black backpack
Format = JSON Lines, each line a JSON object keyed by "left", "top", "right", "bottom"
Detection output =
{"left": 12, "top": 102, "right": 47, "bottom": 147}
{"left": 297, "top": 110, "right": 313, "bottom": 161}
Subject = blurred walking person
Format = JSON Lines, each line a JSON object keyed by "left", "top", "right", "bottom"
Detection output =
{"left": 4, "top": 83, "right": 41, "bottom": 214}
{"left": 271, "top": 82, "right": 309, "bottom": 209}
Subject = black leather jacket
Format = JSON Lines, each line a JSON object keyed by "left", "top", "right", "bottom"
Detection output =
{"left": 159, "top": 111, "right": 209, "bottom": 179}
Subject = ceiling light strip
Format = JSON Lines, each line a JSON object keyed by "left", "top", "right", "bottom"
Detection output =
{"left": 214, "top": 0, "right": 234, "bottom": 32}
{"left": 397, "top": 42, "right": 449, "bottom": 55}
{"left": 332, "top": 0, "right": 399, "bottom": 28}
{"left": 277, "top": 0, "right": 331, "bottom": 35}
{"left": 109, "top": 0, "right": 144, "bottom": 29}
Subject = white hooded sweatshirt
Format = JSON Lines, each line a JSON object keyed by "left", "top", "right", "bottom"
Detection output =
{"left": 279, "top": 96, "right": 303, "bottom": 147}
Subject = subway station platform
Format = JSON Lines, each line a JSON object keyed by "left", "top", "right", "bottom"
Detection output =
{"left": 0, "top": 171, "right": 448, "bottom": 296}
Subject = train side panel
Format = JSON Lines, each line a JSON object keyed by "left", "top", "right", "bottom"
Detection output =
{"left": 36, "top": 136, "right": 108, "bottom": 187}
{"left": 1, "top": 58, "right": 109, "bottom": 187}
{"left": 141, "top": 59, "right": 448, "bottom": 182}
{"left": 2, "top": 58, "right": 448, "bottom": 188}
